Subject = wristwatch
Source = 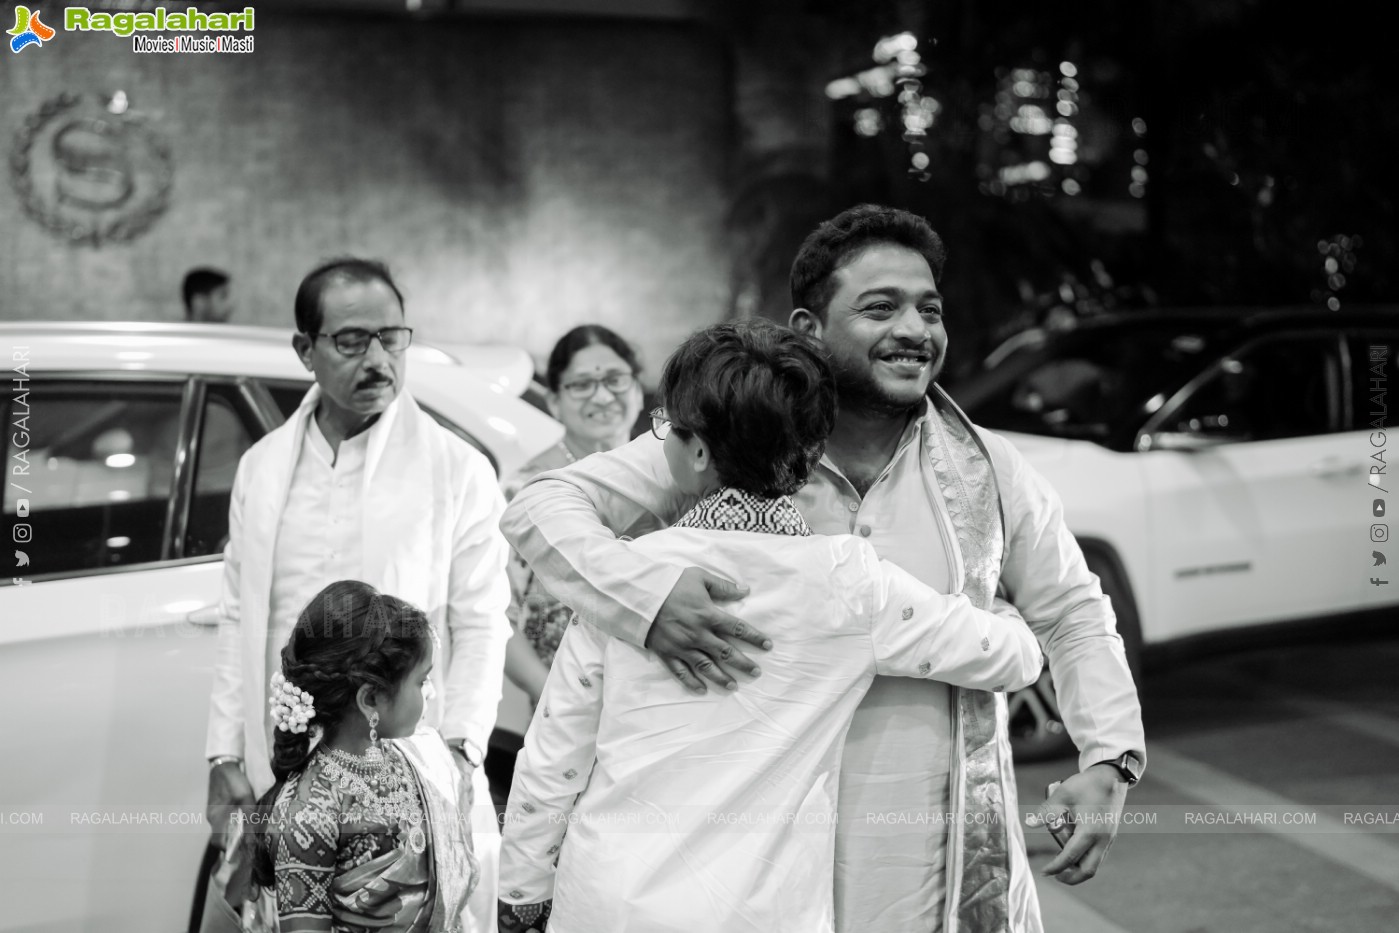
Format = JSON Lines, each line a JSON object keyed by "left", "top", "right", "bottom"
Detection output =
{"left": 1094, "top": 751, "right": 1143, "bottom": 786}
{"left": 448, "top": 739, "right": 483, "bottom": 769}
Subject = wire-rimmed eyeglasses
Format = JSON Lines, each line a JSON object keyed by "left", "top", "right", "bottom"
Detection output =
{"left": 650, "top": 407, "right": 675, "bottom": 440}
{"left": 310, "top": 326, "right": 414, "bottom": 357}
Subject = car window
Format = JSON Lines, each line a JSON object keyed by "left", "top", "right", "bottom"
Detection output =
{"left": 1349, "top": 333, "right": 1398, "bottom": 429}
{"left": 2, "top": 380, "right": 183, "bottom": 575}
{"left": 1165, "top": 336, "right": 1344, "bottom": 442}
{"left": 268, "top": 382, "right": 312, "bottom": 421}
{"left": 962, "top": 326, "right": 1216, "bottom": 441}
{"left": 184, "top": 385, "right": 258, "bottom": 558}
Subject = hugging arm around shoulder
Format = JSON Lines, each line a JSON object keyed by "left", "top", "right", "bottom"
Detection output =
{"left": 498, "top": 434, "right": 692, "bottom": 647}
{"left": 863, "top": 543, "right": 1044, "bottom": 692}
{"left": 985, "top": 431, "right": 1147, "bottom": 771}
{"left": 498, "top": 620, "right": 608, "bottom": 912}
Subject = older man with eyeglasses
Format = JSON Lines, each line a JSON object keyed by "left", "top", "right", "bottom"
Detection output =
{"left": 201, "top": 257, "right": 512, "bottom": 932}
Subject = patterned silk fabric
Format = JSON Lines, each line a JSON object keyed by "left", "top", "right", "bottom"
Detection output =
{"left": 670, "top": 487, "right": 814, "bottom": 537}
{"left": 248, "top": 732, "right": 479, "bottom": 933}
{"left": 927, "top": 386, "right": 1011, "bottom": 933}
{"left": 268, "top": 748, "right": 437, "bottom": 933}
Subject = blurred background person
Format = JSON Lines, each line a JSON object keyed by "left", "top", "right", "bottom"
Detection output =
{"left": 183, "top": 267, "right": 235, "bottom": 323}
{"left": 491, "top": 325, "right": 644, "bottom": 802}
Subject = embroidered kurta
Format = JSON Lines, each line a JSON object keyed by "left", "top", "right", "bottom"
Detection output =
{"left": 500, "top": 396, "right": 1147, "bottom": 933}
{"left": 498, "top": 489, "right": 1044, "bottom": 933}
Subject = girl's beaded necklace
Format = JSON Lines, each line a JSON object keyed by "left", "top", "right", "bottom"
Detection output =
{"left": 319, "top": 743, "right": 428, "bottom": 855}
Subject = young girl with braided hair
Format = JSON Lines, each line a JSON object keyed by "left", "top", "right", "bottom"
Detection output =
{"left": 203, "top": 580, "right": 478, "bottom": 933}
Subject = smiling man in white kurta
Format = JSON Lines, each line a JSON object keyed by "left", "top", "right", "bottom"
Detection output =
{"left": 204, "top": 258, "right": 512, "bottom": 932}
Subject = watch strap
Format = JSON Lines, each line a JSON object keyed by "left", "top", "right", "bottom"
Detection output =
{"left": 449, "top": 739, "right": 484, "bottom": 768}
{"left": 1096, "top": 751, "right": 1143, "bottom": 785}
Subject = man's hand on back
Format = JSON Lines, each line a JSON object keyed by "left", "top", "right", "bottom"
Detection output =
{"left": 645, "top": 567, "right": 769, "bottom": 693}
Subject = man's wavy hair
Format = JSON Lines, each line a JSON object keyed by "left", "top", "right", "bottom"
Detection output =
{"left": 245, "top": 580, "right": 432, "bottom": 887}
{"left": 660, "top": 320, "right": 837, "bottom": 497}
{"left": 789, "top": 204, "right": 947, "bottom": 321}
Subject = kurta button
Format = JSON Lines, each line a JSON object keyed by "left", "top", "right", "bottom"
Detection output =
{"left": 859, "top": 525, "right": 872, "bottom": 537}
{"left": 848, "top": 501, "right": 858, "bottom": 512}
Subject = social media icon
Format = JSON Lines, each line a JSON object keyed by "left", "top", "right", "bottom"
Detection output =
{"left": 1376, "top": 499, "right": 1388, "bottom": 517}
{"left": 1372, "top": 578, "right": 1390, "bottom": 586}
{"left": 12, "top": 523, "right": 31, "bottom": 543}
{"left": 1373, "top": 524, "right": 1390, "bottom": 543}
{"left": 14, "top": 550, "right": 29, "bottom": 567}
{"left": 1376, "top": 551, "right": 1389, "bottom": 566}
{"left": 15, "top": 499, "right": 29, "bottom": 518}
{"left": 11, "top": 578, "right": 30, "bottom": 586}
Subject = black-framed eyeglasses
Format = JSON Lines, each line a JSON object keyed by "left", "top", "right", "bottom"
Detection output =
{"left": 650, "top": 407, "right": 673, "bottom": 440}
{"left": 310, "top": 326, "right": 414, "bottom": 357}
{"left": 561, "top": 371, "right": 635, "bottom": 400}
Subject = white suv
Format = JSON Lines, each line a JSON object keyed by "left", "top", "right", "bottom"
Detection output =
{"left": 950, "top": 308, "right": 1399, "bottom": 760}
{"left": 0, "top": 322, "right": 560, "bottom": 933}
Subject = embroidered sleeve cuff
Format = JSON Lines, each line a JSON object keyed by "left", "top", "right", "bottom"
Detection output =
{"left": 499, "top": 898, "right": 552, "bottom": 931}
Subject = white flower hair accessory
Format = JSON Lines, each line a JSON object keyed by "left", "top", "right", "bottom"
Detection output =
{"left": 269, "top": 671, "right": 316, "bottom": 733}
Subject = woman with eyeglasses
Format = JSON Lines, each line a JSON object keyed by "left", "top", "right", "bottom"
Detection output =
{"left": 500, "top": 325, "right": 645, "bottom": 713}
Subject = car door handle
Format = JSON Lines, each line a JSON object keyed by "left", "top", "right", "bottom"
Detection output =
{"left": 1309, "top": 458, "right": 1365, "bottom": 480}
{"left": 186, "top": 605, "right": 221, "bottom": 626}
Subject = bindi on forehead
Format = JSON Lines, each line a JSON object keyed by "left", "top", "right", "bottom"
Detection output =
{"left": 564, "top": 346, "right": 631, "bottom": 377}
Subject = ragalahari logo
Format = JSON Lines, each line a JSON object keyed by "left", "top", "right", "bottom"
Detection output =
{"left": 9, "top": 6, "right": 55, "bottom": 53}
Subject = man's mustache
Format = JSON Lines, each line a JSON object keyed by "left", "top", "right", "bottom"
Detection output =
{"left": 356, "top": 372, "right": 393, "bottom": 389}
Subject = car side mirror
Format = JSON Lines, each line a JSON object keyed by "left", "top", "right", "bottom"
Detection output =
{"left": 1138, "top": 431, "right": 1231, "bottom": 452}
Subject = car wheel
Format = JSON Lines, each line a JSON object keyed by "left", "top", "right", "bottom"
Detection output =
{"left": 1007, "top": 548, "right": 1142, "bottom": 763}
{"left": 1007, "top": 666, "right": 1072, "bottom": 762}
{"left": 1088, "top": 549, "right": 1144, "bottom": 681}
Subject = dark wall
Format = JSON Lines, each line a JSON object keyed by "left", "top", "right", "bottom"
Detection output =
{"left": 0, "top": 13, "right": 732, "bottom": 378}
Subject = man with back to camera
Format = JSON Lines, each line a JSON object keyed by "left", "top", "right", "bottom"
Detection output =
{"left": 182, "top": 267, "right": 235, "bottom": 323}
{"left": 203, "top": 258, "right": 512, "bottom": 931}
{"left": 501, "top": 205, "right": 1146, "bottom": 932}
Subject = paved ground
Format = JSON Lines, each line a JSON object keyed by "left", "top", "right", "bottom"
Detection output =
{"left": 1019, "top": 633, "right": 1399, "bottom": 933}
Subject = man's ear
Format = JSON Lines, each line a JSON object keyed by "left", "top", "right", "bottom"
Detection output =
{"left": 789, "top": 308, "right": 823, "bottom": 340}
{"left": 292, "top": 333, "right": 315, "bottom": 372}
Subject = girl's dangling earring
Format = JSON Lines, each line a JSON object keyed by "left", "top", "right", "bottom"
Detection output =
{"left": 364, "top": 709, "right": 385, "bottom": 765}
